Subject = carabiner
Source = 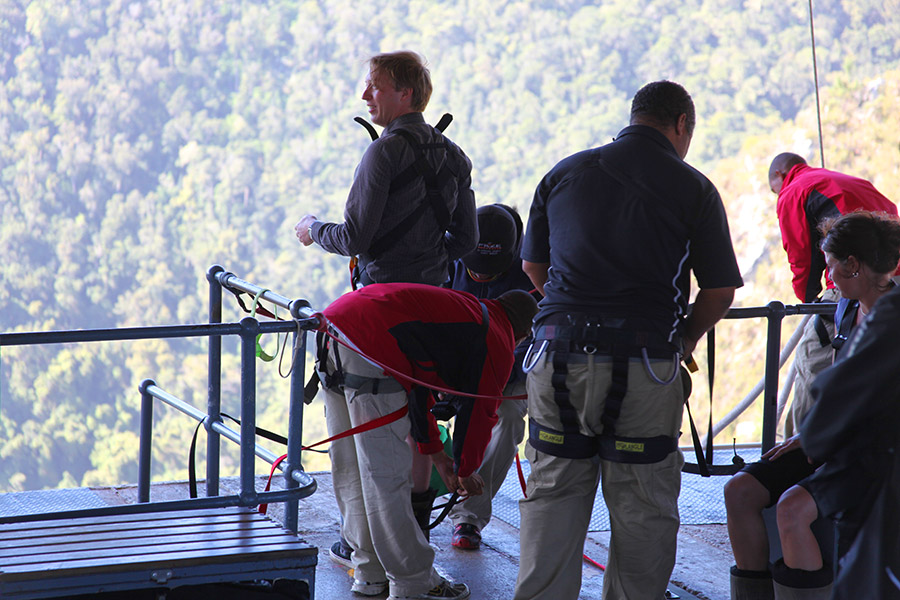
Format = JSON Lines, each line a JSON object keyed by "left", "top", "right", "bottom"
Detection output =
{"left": 522, "top": 339, "right": 549, "bottom": 373}
{"left": 641, "top": 348, "right": 681, "bottom": 385}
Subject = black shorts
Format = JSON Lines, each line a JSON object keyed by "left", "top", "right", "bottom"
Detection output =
{"left": 740, "top": 448, "right": 820, "bottom": 507}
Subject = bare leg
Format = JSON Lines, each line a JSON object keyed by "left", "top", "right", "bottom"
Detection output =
{"left": 777, "top": 485, "right": 822, "bottom": 571}
{"left": 724, "top": 471, "right": 772, "bottom": 571}
{"left": 408, "top": 435, "right": 432, "bottom": 493}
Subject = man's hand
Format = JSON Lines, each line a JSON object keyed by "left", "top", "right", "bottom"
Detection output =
{"left": 430, "top": 451, "right": 459, "bottom": 496}
{"left": 457, "top": 473, "right": 485, "bottom": 497}
{"left": 294, "top": 214, "right": 318, "bottom": 246}
{"left": 430, "top": 451, "right": 485, "bottom": 496}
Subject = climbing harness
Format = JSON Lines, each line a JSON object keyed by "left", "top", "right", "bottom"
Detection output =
{"left": 525, "top": 317, "right": 681, "bottom": 464}
{"left": 349, "top": 114, "right": 456, "bottom": 289}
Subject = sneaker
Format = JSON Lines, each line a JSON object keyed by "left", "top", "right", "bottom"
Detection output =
{"left": 352, "top": 579, "right": 388, "bottom": 596}
{"left": 388, "top": 579, "right": 470, "bottom": 599}
{"left": 329, "top": 540, "right": 353, "bottom": 569}
{"left": 451, "top": 523, "right": 481, "bottom": 550}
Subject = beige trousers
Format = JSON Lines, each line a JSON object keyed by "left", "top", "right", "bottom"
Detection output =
{"left": 784, "top": 287, "right": 839, "bottom": 437}
{"left": 514, "top": 354, "right": 685, "bottom": 600}
{"left": 324, "top": 347, "right": 443, "bottom": 597}
{"left": 450, "top": 380, "right": 527, "bottom": 531}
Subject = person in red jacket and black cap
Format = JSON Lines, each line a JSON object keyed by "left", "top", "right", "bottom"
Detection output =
{"left": 316, "top": 283, "right": 537, "bottom": 600}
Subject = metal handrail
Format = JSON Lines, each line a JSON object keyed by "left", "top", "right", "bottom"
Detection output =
{"left": 138, "top": 381, "right": 316, "bottom": 499}
{"left": 720, "top": 301, "right": 837, "bottom": 451}
{"left": 0, "top": 268, "right": 323, "bottom": 532}
{"left": 0, "top": 264, "right": 841, "bottom": 528}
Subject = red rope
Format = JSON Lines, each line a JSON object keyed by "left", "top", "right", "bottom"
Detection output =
{"left": 258, "top": 404, "right": 410, "bottom": 514}
{"left": 514, "top": 451, "right": 606, "bottom": 571}
{"left": 317, "top": 315, "right": 527, "bottom": 401}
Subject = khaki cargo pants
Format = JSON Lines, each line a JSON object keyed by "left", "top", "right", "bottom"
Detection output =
{"left": 514, "top": 353, "right": 685, "bottom": 600}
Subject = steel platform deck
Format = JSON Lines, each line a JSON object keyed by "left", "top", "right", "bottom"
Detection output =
{"left": 0, "top": 506, "right": 317, "bottom": 599}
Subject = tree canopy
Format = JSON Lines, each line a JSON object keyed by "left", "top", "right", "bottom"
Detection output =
{"left": 2, "top": 0, "right": 899, "bottom": 491}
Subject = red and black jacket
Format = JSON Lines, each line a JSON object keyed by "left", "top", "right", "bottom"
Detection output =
{"left": 777, "top": 164, "right": 897, "bottom": 302}
{"left": 322, "top": 283, "right": 516, "bottom": 477}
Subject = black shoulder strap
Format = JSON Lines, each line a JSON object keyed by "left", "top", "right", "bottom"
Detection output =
{"left": 354, "top": 116, "right": 379, "bottom": 141}
{"left": 367, "top": 128, "right": 453, "bottom": 258}
{"left": 435, "top": 113, "right": 453, "bottom": 132}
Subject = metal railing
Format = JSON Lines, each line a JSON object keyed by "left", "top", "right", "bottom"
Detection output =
{"left": 0, "top": 267, "right": 840, "bottom": 530}
{"left": 720, "top": 301, "right": 836, "bottom": 452}
{"left": 0, "top": 266, "right": 322, "bottom": 531}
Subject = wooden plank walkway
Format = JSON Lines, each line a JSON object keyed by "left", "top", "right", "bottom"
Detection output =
{"left": 0, "top": 506, "right": 317, "bottom": 599}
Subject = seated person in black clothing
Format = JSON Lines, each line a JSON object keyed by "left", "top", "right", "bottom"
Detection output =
{"left": 442, "top": 204, "right": 539, "bottom": 550}
{"left": 801, "top": 272, "right": 900, "bottom": 600}
{"left": 724, "top": 210, "right": 900, "bottom": 599}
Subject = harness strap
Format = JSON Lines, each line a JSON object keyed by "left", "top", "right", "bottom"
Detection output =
{"left": 528, "top": 419, "right": 599, "bottom": 459}
{"left": 598, "top": 433, "right": 679, "bottom": 464}
{"left": 353, "top": 116, "right": 379, "bottom": 141}
{"left": 551, "top": 349, "right": 581, "bottom": 436}
{"left": 341, "top": 372, "right": 406, "bottom": 395}
{"left": 529, "top": 326, "right": 679, "bottom": 464}
{"left": 303, "top": 330, "right": 329, "bottom": 403}
{"left": 831, "top": 298, "right": 857, "bottom": 351}
{"left": 599, "top": 355, "right": 628, "bottom": 435}
{"left": 813, "top": 314, "right": 832, "bottom": 347}
{"left": 681, "top": 328, "right": 745, "bottom": 476}
{"left": 478, "top": 301, "right": 489, "bottom": 337}
{"left": 534, "top": 324, "right": 677, "bottom": 358}
{"left": 260, "top": 404, "right": 410, "bottom": 514}
{"left": 367, "top": 128, "right": 453, "bottom": 259}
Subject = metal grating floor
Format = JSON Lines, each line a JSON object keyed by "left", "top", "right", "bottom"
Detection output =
{"left": 492, "top": 447, "right": 762, "bottom": 531}
{"left": 2, "top": 448, "right": 763, "bottom": 533}
{"left": 0, "top": 488, "right": 108, "bottom": 518}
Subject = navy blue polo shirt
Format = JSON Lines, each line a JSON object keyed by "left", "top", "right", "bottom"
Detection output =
{"left": 522, "top": 125, "right": 743, "bottom": 344}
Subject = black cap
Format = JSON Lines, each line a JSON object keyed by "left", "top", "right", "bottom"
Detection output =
{"left": 462, "top": 204, "right": 519, "bottom": 276}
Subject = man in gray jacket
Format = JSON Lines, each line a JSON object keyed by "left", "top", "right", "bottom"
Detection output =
{"left": 295, "top": 50, "right": 477, "bottom": 287}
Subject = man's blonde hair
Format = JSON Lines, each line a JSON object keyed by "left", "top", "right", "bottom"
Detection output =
{"left": 369, "top": 51, "right": 433, "bottom": 112}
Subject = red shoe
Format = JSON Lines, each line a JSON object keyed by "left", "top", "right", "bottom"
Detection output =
{"left": 451, "top": 523, "right": 481, "bottom": 550}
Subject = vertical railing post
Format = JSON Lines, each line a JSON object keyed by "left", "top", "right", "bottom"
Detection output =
{"left": 206, "top": 265, "right": 225, "bottom": 497}
{"left": 762, "top": 301, "right": 785, "bottom": 452}
{"left": 284, "top": 301, "right": 312, "bottom": 532}
{"left": 239, "top": 316, "right": 260, "bottom": 505}
{"left": 138, "top": 379, "right": 156, "bottom": 503}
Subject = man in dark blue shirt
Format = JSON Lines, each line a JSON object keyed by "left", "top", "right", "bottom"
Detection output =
{"left": 514, "top": 81, "right": 743, "bottom": 600}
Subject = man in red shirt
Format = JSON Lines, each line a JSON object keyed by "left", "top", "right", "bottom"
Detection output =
{"left": 316, "top": 283, "right": 537, "bottom": 600}
{"left": 768, "top": 152, "right": 897, "bottom": 437}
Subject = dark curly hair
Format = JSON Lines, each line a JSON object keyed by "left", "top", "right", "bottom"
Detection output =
{"left": 819, "top": 210, "right": 900, "bottom": 276}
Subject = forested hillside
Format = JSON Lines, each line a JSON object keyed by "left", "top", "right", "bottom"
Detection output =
{"left": 2, "top": 0, "right": 899, "bottom": 491}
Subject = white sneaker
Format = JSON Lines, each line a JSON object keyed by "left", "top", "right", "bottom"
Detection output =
{"left": 352, "top": 579, "right": 389, "bottom": 596}
{"left": 388, "top": 579, "right": 470, "bottom": 599}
